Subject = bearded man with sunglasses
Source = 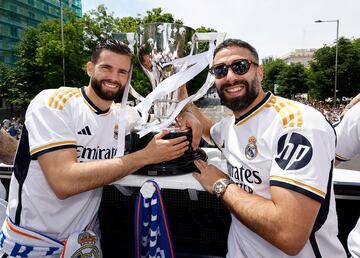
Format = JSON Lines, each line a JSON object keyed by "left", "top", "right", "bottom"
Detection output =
{"left": 181, "top": 39, "right": 346, "bottom": 257}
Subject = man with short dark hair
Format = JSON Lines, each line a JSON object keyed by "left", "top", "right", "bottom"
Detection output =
{"left": 0, "top": 40, "right": 201, "bottom": 257}
{"left": 184, "top": 38, "right": 346, "bottom": 257}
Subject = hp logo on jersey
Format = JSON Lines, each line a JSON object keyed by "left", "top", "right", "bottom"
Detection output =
{"left": 275, "top": 132, "right": 313, "bottom": 170}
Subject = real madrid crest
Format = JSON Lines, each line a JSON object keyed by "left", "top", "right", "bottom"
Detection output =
{"left": 70, "top": 231, "right": 100, "bottom": 258}
{"left": 245, "top": 136, "right": 258, "bottom": 160}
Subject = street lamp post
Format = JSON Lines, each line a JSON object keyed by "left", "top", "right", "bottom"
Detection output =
{"left": 315, "top": 19, "right": 339, "bottom": 108}
{"left": 60, "top": 0, "right": 66, "bottom": 86}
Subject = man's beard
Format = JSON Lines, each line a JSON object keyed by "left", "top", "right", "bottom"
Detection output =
{"left": 90, "top": 77, "right": 125, "bottom": 101}
{"left": 217, "top": 78, "right": 259, "bottom": 112}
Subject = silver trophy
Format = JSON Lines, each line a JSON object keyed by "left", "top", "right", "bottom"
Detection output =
{"left": 114, "top": 23, "right": 225, "bottom": 175}
{"left": 137, "top": 23, "right": 194, "bottom": 120}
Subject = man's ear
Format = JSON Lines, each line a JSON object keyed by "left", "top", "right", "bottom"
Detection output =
{"left": 86, "top": 61, "right": 94, "bottom": 77}
{"left": 257, "top": 64, "right": 264, "bottom": 81}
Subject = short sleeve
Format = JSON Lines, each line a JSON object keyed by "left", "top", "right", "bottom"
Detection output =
{"left": 335, "top": 103, "right": 360, "bottom": 161}
{"left": 25, "top": 90, "right": 76, "bottom": 158}
{"left": 269, "top": 125, "right": 335, "bottom": 203}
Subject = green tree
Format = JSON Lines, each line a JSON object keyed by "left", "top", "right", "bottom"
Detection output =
{"left": 82, "top": 5, "right": 124, "bottom": 52}
{"left": 15, "top": 26, "right": 44, "bottom": 98}
{"left": 336, "top": 38, "right": 360, "bottom": 98}
{"left": 119, "top": 16, "right": 141, "bottom": 33}
{"left": 9, "top": 10, "right": 88, "bottom": 108}
{"left": 35, "top": 11, "right": 87, "bottom": 88}
{"left": 309, "top": 37, "right": 360, "bottom": 101}
{"left": 276, "top": 63, "right": 308, "bottom": 98}
{"left": 0, "top": 64, "right": 29, "bottom": 107}
{"left": 141, "top": 8, "right": 178, "bottom": 24}
{"left": 262, "top": 58, "right": 286, "bottom": 92}
{"left": 308, "top": 46, "right": 333, "bottom": 99}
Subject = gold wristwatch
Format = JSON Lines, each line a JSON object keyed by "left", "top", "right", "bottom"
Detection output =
{"left": 212, "top": 178, "right": 233, "bottom": 198}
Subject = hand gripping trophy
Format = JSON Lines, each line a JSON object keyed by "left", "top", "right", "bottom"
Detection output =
{"left": 114, "top": 23, "right": 225, "bottom": 175}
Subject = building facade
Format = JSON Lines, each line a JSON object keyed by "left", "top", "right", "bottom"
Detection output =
{"left": 0, "top": 0, "right": 82, "bottom": 65}
{"left": 280, "top": 48, "right": 316, "bottom": 67}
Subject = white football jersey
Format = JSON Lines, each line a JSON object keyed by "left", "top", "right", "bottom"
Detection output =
{"left": 335, "top": 102, "right": 360, "bottom": 258}
{"left": 335, "top": 102, "right": 360, "bottom": 161}
{"left": 7, "top": 86, "right": 141, "bottom": 241}
{"left": 211, "top": 92, "right": 346, "bottom": 258}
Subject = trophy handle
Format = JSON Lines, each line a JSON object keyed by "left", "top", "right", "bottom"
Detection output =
{"left": 193, "top": 32, "right": 226, "bottom": 45}
{"left": 190, "top": 32, "right": 226, "bottom": 56}
{"left": 135, "top": 32, "right": 226, "bottom": 138}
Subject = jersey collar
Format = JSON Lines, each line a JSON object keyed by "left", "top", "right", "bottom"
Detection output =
{"left": 234, "top": 91, "right": 272, "bottom": 125}
{"left": 81, "top": 86, "right": 111, "bottom": 115}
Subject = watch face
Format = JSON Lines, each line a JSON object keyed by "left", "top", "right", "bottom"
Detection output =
{"left": 215, "top": 182, "right": 225, "bottom": 194}
{"left": 213, "top": 179, "right": 232, "bottom": 197}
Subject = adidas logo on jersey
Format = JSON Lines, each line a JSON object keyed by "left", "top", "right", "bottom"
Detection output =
{"left": 77, "top": 126, "right": 92, "bottom": 136}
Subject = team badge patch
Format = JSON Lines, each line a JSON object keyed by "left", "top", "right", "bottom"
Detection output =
{"left": 245, "top": 136, "right": 258, "bottom": 160}
{"left": 62, "top": 231, "right": 101, "bottom": 258}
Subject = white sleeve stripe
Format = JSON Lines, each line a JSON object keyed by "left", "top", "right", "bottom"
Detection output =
{"left": 270, "top": 175, "right": 325, "bottom": 198}
{"left": 335, "top": 153, "right": 350, "bottom": 161}
{"left": 270, "top": 180, "right": 325, "bottom": 203}
{"left": 30, "top": 141, "right": 77, "bottom": 155}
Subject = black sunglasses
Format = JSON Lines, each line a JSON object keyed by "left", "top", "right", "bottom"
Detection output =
{"left": 209, "top": 59, "right": 259, "bottom": 79}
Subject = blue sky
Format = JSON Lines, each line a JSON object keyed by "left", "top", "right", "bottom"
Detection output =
{"left": 82, "top": 0, "right": 360, "bottom": 59}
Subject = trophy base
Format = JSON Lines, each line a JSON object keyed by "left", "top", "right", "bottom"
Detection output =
{"left": 127, "top": 129, "right": 208, "bottom": 176}
{"left": 136, "top": 148, "right": 207, "bottom": 176}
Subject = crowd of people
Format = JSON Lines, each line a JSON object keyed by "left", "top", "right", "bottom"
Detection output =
{"left": 295, "top": 98, "right": 349, "bottom": 123}
{"left": 1, "top": 117, "right": 23, "bottom": 140}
